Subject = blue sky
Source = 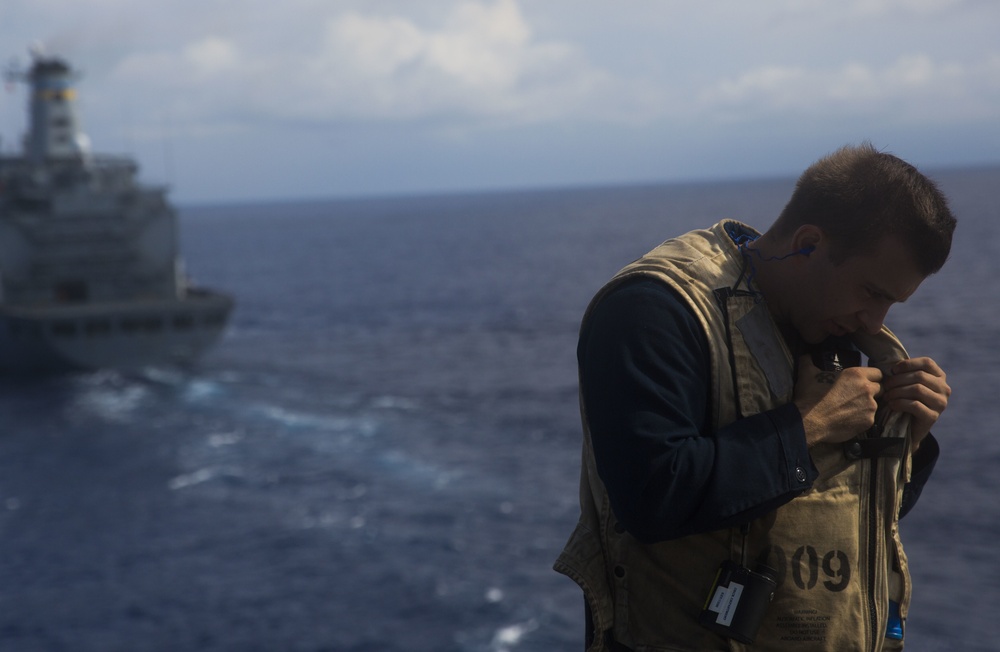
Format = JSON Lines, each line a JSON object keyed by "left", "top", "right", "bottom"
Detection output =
{"left": 2, "top": 0, "right": 999, "bottom": 204}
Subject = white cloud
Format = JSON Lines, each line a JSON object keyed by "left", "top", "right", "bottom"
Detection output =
{"left": 330, "top": 14, "right": 425, "bottom": 79}
{"left": 777, "top": 0, "right": 969, "bottom": 17}
{"left": 432, "top": 0, "right": 531, "bottom": 87}
{"left": 306, "top": 0, "right": 651, "bottom": 126}
{"left": 848, "top": 0, "right": 966, "bottom": 16}
{"left": 113, "top": 36, "right": 239, "bottom": 84}
{"left": 699, "top": 54, "right": 996, "bottom": 124}
{"left": 11, "top": 0, "right": 998, "bottom": 139}
{"left": 97, "top": 0, "right": 653, "bottom": 135}
{"left": 183, "top": 37, "right": 239, "bottom": 78}
{"left": 5, "top": 0, "right": 1000, "bottom": 202}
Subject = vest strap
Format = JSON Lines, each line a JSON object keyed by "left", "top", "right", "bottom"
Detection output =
{"left": 843, "top": 436, "right": 905, "bottom": 460}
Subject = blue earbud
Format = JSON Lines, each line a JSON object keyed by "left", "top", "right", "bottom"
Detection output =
{"left": 799, "top": 245, "right": 815, "bottom": 255}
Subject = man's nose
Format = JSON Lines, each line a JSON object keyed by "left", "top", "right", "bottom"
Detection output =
{"left": 859, "top": 304, "right": 891, "bottom": 335}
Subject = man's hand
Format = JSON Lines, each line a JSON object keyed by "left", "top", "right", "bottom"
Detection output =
{"left": 794, "top": 355, "right": 883, "bottom": 447}
{"left": 881, "top": 357, "right": 950, "bottom": 448}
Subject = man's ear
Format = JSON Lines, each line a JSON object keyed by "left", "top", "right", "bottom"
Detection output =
{"left": 791, "top": 225, "right": 823, "bottom": 257}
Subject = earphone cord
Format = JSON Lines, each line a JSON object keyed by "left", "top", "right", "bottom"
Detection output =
{"left": 736, "top": 235, "right": 810, "bottom": 293}
{"left": 735, "top": 235, "right": 762, "bottom": 292}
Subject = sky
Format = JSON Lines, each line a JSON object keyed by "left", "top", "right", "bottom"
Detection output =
{"left": 1, "top": 0, "right": 999, "bottom": 204}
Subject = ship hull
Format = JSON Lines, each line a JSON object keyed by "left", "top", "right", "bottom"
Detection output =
{"left": 0, "top": 289, "right": 233, "bottom": 374}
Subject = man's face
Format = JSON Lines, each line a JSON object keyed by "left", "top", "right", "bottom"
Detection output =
{"left": 787, "top": 235, "right": 926, "bottom": 344}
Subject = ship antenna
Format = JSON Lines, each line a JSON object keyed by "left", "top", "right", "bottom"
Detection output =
{"left": 2, "top": 57, "right": 24, "bottom": 155}
{"left": 162, "top": 112, "right": 175, "bottom": 188}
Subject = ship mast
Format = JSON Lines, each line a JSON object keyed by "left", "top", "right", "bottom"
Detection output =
{"left": 5, "top": 48, "right": 91, "bottom": 165}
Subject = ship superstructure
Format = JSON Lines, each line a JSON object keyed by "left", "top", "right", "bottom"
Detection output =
{"left": 0, "top": 52, "right": 233, "bottom": 373}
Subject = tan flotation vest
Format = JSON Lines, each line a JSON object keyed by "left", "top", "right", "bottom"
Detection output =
{"left": 554, "top": 221, "right": 914, "bottom": 652}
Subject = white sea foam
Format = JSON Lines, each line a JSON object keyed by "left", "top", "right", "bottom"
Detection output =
{"left": 138, "top": 367, "right": 186, "bottom": 386}
{"left": 167, "top": 466, "right": 242, "bottom": 490}
{"left": 253, "top": 404, "right": 377, "bottom": 435}
{"left": 183, "top": 380, "right": 223, "bottom": 401}
{"left": 377, "top": 449, "right": 463, "bottom": 489}
{"left": 207, "top": 430, "right": 244, "bottom": 447}
{"left": 490, "top": 620, "right": 538, "bottom": 651}
{"left": 371, "top": 395, "right": 419, "bottom": 410}
{"left": 71, "top": 384, "right": 149, "bottom": 421}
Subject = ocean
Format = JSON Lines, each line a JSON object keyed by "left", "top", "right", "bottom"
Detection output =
{"left": 0, "top": 167, "right": 997, "bottom": 651}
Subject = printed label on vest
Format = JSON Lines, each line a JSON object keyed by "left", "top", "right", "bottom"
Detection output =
{"left": 774, "top": 609, "right": 830, "bottom": 643}
{"left": 759, "top": 544, "right": 853, "bottom": 593}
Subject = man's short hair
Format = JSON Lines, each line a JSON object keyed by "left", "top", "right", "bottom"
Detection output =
{"left": 770, "top": 143, "right": 956, "bottom": 275}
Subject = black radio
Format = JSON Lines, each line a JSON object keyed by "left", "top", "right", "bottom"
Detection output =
{"left": 698, "top": 559, "right": 778, "bottom": 644}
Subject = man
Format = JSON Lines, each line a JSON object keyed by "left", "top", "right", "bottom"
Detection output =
{"left": 554, "top": 144, "right": 955, "bottom": 652}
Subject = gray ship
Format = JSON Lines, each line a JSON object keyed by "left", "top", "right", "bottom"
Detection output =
{"left": 0, "top": 52, "right": 233, "bottom": 374}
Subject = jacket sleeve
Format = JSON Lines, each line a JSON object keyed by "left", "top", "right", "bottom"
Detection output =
{"left": 579, "top": 278, "right": 818, "bottom": 543}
